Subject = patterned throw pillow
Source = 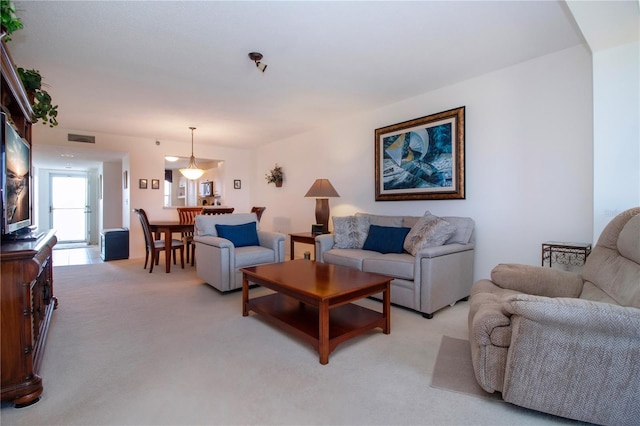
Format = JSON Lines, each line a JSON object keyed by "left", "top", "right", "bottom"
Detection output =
{"left": 333, "top": 215, "right": 370, "bottom": 249}
{"left": 403, "top": 211, "right": 456, "bottom": 255}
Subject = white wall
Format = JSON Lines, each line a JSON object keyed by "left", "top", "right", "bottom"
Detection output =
{"left": 253, "top": 45, "right": 594, "bottom": 281}
{"left": 592, "top": 41, "right": 640, "bottom": 237}
{"left": 32, "top": 127, "right": 254, "bottom": 258}
{"left": 102, "top": 160, "right": 122, "bottom": 229}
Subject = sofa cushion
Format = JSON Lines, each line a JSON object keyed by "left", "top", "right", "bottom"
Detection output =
{"left": 362, "top": 225, "right": 411, "bottom": 254}
{"left": 402, "top": 216, "right": 420, "bottom": 228}
{"left": 332, "top": 215, "right": 370, "bottom": 249}
{"left": 235, "top": 245, "right": 276, "bottom": 268}
{"left": 362, "top": 253, "right": 414, "bottom": 280}
{"left": 617, "top": 213, "right": 640, "bottom": 264}
{"left": 443, "top": 216, "right": 475, "bottom": 244}
{"left": 579, "top": 281, "right": 619, "bottom": 305}
{"left": 403, "top": 211, "right": 456, "bottom": 255}
{"left": 322, "top": 248, "right": 378, "bottom": 271}
{"left": 215, "top": 222, "right": 260, "bottom": 247}
{"left": 355, "top": 212, "right": 403, "bottom": 227}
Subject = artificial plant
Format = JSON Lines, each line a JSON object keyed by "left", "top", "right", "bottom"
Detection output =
{"left": 265, "top": 163, "right": 283, "bottom": 186}
{"left": 17, "top": 67, "right": 59, "bottom": 127}
{"left": 0, "top": 0, "right": 23, "bottom": 41}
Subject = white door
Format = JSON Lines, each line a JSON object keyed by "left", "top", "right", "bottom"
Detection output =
{"left": 50, "top": 173, "right": 89, "bottom": 243}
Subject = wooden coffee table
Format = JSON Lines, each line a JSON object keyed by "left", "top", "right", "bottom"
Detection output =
{"left": 241, "top": 259, "right": 391, "bottom": 364}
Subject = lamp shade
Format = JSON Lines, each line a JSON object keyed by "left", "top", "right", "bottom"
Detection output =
{"left": 179, "top": 127, "right": 205, "bottom": 180}
{"left": 304, "top": 179, "right": 340, "bottom": 198}
{"left": 179, "top": 156, "right": 205, "bottom": 180}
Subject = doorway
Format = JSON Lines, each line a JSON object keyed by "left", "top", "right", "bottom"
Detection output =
{"left": 50, "top": 173, "right": 89, "bottom": 243}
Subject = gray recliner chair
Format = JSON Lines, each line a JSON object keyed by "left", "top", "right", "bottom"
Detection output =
{"left": 468, "top": 207, "right": 640, "bottom": 425}
{"left": 194, "top": 213, "right": 285, "bottom": 292}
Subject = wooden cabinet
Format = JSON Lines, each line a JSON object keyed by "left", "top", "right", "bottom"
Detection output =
{"left": 1, "top": 38, "right": 55, "bottom": 407}
{"left": 1, "top": 230, "right": 57, "bottom": 406}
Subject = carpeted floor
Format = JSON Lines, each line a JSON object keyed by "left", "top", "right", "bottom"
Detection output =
{"left": 0, "top": 260, "right": 582, "bottom": 425}
{"left": 430, "top": 336, "right": 502, "bottom": 401}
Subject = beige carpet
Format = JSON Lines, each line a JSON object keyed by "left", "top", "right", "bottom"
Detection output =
{"left": 0, "top": 260, "right": 580, "bottom": 425}
{"left": 430, "top": 336, "right": 502, "bottom": 401}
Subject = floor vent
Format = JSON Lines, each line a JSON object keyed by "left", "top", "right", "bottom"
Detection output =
{"left": 68, "top": 134, "right": 96, "bottom": 144}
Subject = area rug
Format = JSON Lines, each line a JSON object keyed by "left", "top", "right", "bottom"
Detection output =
{"left": 430, "top": 335, "right": 503, "bottom": 401}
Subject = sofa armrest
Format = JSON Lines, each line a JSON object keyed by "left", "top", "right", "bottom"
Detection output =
{"left": 414, "top": 242, "right": 474, "bottom": 259}
{"left": 504, "top": 294, "right": 640, "bottom": 334}
{"left": 194, "top": 235, "right": 234, "bottom": 248}
{"left": 257, "top": 230, "right": 285, "bottom": 248}
{"left": 470, "top": 292, "right": 512, "bottom": 347}
{"left": 258, "top": 231, "right": 286, "bottom": 261}
{"left": 315, "top": 234, "right": 335, "bottom": 263}
{"left": 491, "top": 263, "right": 584, "bottom": 298}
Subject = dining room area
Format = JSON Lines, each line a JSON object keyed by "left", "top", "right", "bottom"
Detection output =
{"left": 130, "top": 206, "right": 266, "bottom": 274}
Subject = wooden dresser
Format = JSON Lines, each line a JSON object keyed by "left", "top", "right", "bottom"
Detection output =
{"left": 1, "top": 230, "right": 58, "bottom": 406}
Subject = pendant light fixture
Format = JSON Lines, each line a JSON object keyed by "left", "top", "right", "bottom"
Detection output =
{"left": 179, "top": 127, "right": 205, "bottom": 180}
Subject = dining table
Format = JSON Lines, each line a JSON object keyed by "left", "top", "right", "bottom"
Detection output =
{"left": 148, "top": 221, "right": 195, "bottom": 273}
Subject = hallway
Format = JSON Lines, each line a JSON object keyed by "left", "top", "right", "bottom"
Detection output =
{"left": 52, "top": 244, "right": 103, "bottom": 266}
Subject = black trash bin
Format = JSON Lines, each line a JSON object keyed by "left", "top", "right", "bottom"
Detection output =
{"left": 100, "top": 228, "right": 129, "bottom": 261}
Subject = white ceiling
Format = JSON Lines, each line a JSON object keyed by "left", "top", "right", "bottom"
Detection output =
{"left": 7, "top": 0, "right": 589, "bottom": 169}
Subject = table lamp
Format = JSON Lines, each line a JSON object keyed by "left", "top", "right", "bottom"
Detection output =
{"left": 304, "top": 179, "right": 340, "bottom": 233}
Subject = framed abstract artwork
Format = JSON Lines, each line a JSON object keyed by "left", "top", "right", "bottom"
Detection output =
{"left": 375, "top": 106, "right": 465, "bottom": 201}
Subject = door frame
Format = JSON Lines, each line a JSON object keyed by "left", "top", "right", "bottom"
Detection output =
{"left": 49, "top": 171, "right": 90, "bottom": 243}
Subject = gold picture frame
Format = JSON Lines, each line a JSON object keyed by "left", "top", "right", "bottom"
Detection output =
{"left": 375, "top": 106, "right": 465, "bottom": 201}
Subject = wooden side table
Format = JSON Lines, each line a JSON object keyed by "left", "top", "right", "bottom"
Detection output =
{"left": 289, "top": 232, "right": 319, "bottom": 260}
{"left": 541, "top": 241, "right": 592, "bottom": 268}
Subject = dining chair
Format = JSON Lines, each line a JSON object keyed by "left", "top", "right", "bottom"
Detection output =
{"left": 250, "top": 206, "right": 266, "bottom": 222}
{"left": 177, "top": 207, "right": 204, "bottom": 266}
{"left": 134, "top": 208, "right": 185, "bottom": 273}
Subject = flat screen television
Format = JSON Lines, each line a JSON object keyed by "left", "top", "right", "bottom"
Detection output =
{"left": 1, "top": 112, "right": 33, "bottom": 238}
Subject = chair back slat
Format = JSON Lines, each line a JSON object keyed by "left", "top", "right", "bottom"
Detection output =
{"left": 177, "top": 207, "right": 204, "bottom": 224}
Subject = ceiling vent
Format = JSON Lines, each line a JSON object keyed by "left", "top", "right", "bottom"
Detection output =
{"left": 68, "top": 134, "right": 95, "bottom": 144}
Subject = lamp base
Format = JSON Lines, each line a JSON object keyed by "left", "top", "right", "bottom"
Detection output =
{"left": 315, "top": 198, "right": 330, "bottom": 234}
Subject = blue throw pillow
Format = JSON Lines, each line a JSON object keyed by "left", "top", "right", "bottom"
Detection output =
{"left": 362, "top": 225, "right": 411, "bottom": 254}
{"left": 215, "top": 222, "right": 259, "bottom": 247}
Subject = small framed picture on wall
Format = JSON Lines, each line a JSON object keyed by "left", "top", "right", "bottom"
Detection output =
{"left": 151, "top": 179, "right": 160, "bottom": 189}
{"left": 234, "top": 179, "right": 241, "bottom": 189}
{"left": 139, "top": 179, "right": 148, "bottom": 189}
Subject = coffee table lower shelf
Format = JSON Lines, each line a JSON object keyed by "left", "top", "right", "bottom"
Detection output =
{"left": 246, "top": 293, "right": 387, "bottom": 364}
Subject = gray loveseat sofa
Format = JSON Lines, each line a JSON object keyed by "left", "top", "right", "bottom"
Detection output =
{"left": 315, "top": 212, "right": 475, "bottom": 318}
{"left": 468, "top": 207, "right": 640, "bottom": 425}
{"left": 194, "top": 213, "right": 286, "bottom": 292}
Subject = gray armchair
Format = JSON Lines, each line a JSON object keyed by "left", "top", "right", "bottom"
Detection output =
{"left": 194, "top": 213, "right": 285, "bottom": 292}
{"left": 468, "top": 207, "right": 640, "bottom": 425}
